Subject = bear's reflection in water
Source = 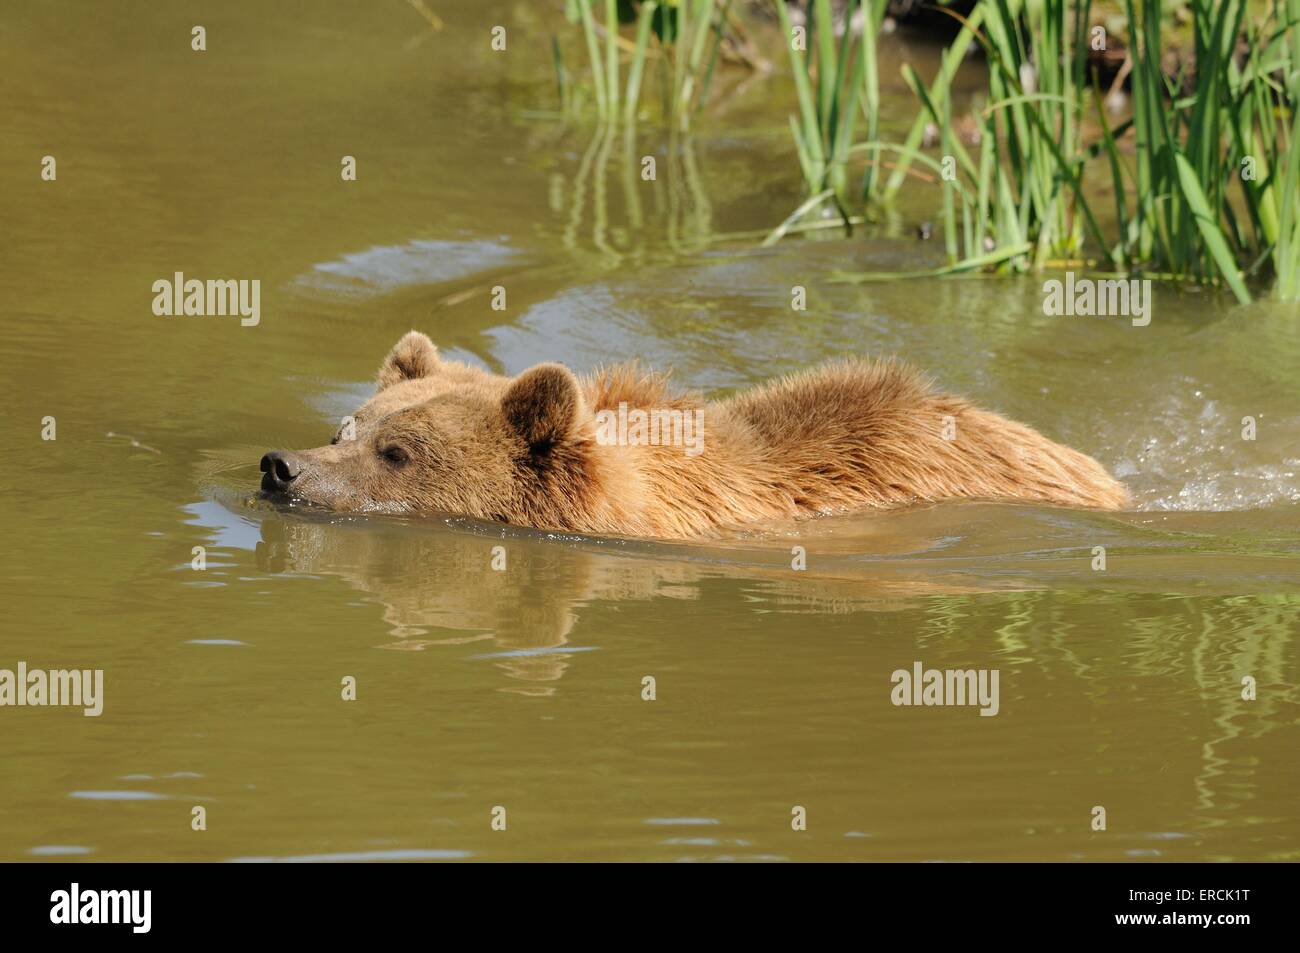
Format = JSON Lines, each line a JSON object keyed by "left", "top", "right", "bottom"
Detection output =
{"left": 250, "top": 508, "right": 997, "bottom": 693}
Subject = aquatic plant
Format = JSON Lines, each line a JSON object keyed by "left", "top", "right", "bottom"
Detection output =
{"left": 771, "top": 0, "right": 888, "bottom": 216}
{"left": 556, "top": 0, "right": 743, "bottom": 128}
{"left": 1115, "top": 0, "right": 1300, "bottom": 302}
{"left": 799, "top": 0, "right": 1300, "bottom": 302}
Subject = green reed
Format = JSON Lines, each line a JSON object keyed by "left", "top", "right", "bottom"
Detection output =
{"left": 815, "top": 0, "right": 1300, "bottom": 302}
{"left": 558, "top": 0, "right": 734, "bottom": 129}
{"left": 772, "top": 0, "right": 890, "bottom": 217}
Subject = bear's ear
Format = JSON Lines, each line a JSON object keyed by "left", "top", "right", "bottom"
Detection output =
{"left": 377, "top": 331, "right": 439, "bottom": 390}
{"left": 501, "top": 363, "right": 586, "bottom": 450}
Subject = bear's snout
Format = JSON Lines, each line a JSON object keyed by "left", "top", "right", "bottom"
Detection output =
{"left": 260, "top": 450, "right": 303, "bottom": 495}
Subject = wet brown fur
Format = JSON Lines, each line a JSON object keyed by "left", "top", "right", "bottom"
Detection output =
{"left": 268, "top": 331, "right": 1129, "bottom": 539}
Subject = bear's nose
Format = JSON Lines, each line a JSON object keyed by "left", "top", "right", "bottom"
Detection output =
{"left": 260, "top": 450, "right": 302, "bottom": 493}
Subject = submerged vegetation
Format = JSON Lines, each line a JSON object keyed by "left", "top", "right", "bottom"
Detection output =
{"left": 553, "top": 0, "right": 1300, "bottom": 301}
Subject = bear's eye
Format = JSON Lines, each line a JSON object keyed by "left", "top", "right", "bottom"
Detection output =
{"left": 379, "top": 444, "right": 410, "bottom": 467}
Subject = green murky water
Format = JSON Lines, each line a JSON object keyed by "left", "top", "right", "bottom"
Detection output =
{"left": 1, "top": 1, "right": 1297, "bottom": 861}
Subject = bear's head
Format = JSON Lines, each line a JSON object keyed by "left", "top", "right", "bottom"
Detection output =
{"left": 259, "top": 331, "right": 599, "bottom": 524}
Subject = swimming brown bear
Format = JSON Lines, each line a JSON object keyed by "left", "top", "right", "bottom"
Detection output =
{"left": 259, "top": 331, "right": 1129, "bottom": 538}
